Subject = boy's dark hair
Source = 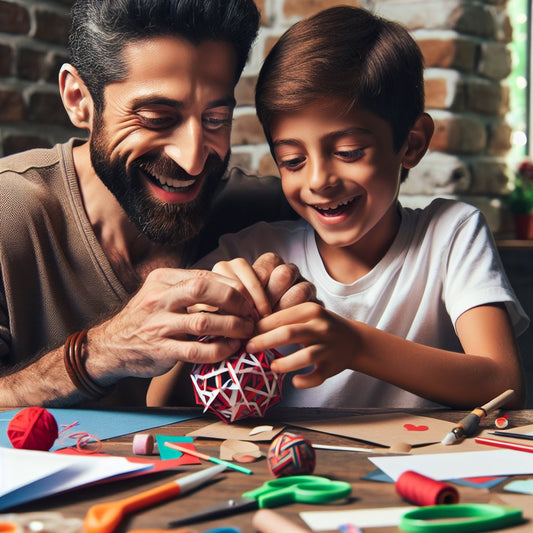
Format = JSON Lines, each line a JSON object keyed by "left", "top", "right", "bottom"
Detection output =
{"left": 69, "top": 0, "right": 260, "bottom": 112}
{"left": 256, "top": 6, "right": 425, "bottom": 177}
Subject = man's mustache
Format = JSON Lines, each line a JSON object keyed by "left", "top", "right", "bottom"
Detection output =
{"left": 134, "top": 153, "right": 223, "bottom": 182}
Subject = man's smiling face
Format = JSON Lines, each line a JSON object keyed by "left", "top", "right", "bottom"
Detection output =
{"left": 89, "top": 36, "right": 237, "bottom": 245}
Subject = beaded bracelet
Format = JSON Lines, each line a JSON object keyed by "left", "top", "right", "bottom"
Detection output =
{"left": 63, "top": 330, "right": 108, "bottom": 400}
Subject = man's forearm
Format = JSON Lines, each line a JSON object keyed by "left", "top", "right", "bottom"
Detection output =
{"left": 0, "top": 346, "right": 88, "bottom": 406}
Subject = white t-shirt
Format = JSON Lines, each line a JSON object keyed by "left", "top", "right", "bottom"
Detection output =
{"left": 195, "top": 199, "right": 529, "bottom": 408}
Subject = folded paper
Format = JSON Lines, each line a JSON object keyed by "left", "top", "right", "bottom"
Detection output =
{"left": 191, "top": 347, "right": 284, "bottom": 423}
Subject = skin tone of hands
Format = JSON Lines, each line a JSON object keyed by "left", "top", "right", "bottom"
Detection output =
{"left": 0, "top": 253, "right": 312, "bottom": 407}
{"left": 214, "top": 258, "right": 526, "bottom": 410}
{"left": 95, "top": 252, "right": 315, "bottom": 382}
{"left": 142, "top": 253, "right": 316, "bottom": 408}
{"left": 212, "top": 254, "right": 316, "bottom": 317}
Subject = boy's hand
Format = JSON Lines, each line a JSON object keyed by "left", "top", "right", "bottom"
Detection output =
{"left": 245, "top": 302, "right": 357, "bottom": 388}
{"left": 213, "top": 252, "right": 316, "bottom": 318}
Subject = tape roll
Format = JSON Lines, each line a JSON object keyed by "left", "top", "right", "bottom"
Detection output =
{"left": 132, "top": 433, "right": 155, "bottom": 455}
{"left": 495, "top": 416, "right": 509, "bottom": 429}
{"left": 396, "top": 470, "right": 459, "bottom": 506}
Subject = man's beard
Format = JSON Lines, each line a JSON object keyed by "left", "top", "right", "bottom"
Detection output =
{"left": 89, "top": 126, "right": 229, "bottom": 246}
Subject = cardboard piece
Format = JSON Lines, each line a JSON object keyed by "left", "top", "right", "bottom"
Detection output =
{"left": 220, "top": 439, "right": 262, "bottom": 461}
{"left": 187, "top": 419, "right": 285, "bottom": 442}
{"left": 288, "top": 412, "right": 455, "bottom": 448}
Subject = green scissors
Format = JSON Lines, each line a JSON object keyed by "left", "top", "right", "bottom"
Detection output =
{"left": 168, "top": 474, "right": 351, "bottom": 528}
{"left": 399, "top": 503, "right": 523, "bottom": 533}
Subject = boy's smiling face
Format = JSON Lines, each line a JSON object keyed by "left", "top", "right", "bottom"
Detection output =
{"left": 271, "top": 100, "right": 408, "bottom": 267}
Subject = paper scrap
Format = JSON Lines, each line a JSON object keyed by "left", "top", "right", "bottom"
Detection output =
{"left": 155, "top": 435, "right": 200, "bottom": 463}
{"left": 0, "top": 447, "right": 149, "bottom": 510}
{"left": 187, "top": 419, "right": 284, "bottom": 442}
{"left": 220, "top": 439, "right": 261, "bottom": 461}
{"left": 249, "top": 425, "right": 273, "bottom": 436}
{"left": 289, "top": 412, "right": 454, "bottom": 448}
{"left": 300, "top": 506, "right": 414, "bottom": 531}
{"left": 504, "top": 479, "right": 533, "bottom": 495}
{"left": 369, "top": 449, "right": 533, "bottom": 481}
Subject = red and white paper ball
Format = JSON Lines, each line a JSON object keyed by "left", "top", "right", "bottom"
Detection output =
{"left": 191, "top": 341, "right": 284, "bottom": 423}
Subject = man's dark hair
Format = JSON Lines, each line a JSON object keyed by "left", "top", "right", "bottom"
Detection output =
{"left": 69, "top": 0, "right": 260, "bottom": 111}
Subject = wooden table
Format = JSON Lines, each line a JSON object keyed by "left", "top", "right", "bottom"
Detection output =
{"left": 7, "top": 407, "right": 533, "bottom": 532}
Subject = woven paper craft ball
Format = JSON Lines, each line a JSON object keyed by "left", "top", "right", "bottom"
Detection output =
{"left": 7, "top": 406, "right": 58, "bottom": 451}
{"left": 267, "top": 432, "right": 316, "bottom": 478}
{"left": 191, "top": 344, "right": 284, "bottom": 423}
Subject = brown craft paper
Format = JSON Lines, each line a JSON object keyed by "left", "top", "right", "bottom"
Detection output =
{"left": 288, "top": 412, "right": 456, "bottom": 448}
{"left": 220, "top": 439, "right": 262, "bottom": 461}
{"left": 187, "top": 420, "right": 285, "bottom": 442}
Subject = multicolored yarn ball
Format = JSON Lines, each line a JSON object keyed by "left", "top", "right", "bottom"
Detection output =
{"left": 191, "top": 341, "right": 284, "bottom": 423}
{"left": 7, "top": 407, "right": 58, "bottom": 451}
{"left": 267, "top": 432, "right": 316, "bottom": 478}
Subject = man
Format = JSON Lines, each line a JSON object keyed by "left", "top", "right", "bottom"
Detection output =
{"left": 0, "top": 0, "right": 307, "bottom": 407}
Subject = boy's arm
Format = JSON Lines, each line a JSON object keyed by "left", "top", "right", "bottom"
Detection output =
{"left": 246, "top": 301, "right": 525, "bottom": 409}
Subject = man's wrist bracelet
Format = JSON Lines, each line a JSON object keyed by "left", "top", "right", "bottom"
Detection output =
{"left": 63, "top": 330, "right": 108, "bottom": 400}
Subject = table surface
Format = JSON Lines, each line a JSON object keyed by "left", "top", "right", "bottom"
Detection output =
{"left": 6, "top": 407, "right": 533, "bottom": 533}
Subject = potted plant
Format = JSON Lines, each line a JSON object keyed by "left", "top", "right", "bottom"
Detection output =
{"left": 508, "top": 159, "right": 533, "bottom": 239}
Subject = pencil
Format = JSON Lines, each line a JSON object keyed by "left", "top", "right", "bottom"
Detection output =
{"left": 441, "top": 389, "right": 515, "bottom": 445}
{"left": 475, "top": 436, "right": 533, "bottom": 453}
{"left": 164, "top": 441, "right": 253, "bottom": 475}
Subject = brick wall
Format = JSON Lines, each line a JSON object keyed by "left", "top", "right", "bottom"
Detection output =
{"left": 0, "top": 0, "right": 519, "bottom": 234}
{"left": 0, "top": 0, "right": 78, "bottom": 154}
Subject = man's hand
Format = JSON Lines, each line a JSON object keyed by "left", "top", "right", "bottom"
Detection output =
{"left": 86, "top": 267, "right": 257, "bottom": 383}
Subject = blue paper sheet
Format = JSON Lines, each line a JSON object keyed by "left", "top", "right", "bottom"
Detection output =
{"left": 0, "top": 408, "right": 199, "bottom": 450}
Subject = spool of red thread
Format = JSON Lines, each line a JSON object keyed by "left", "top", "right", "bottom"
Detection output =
{"left": 7, "top": 407, "right": 59, "bottom": 451}
{"left": 396, "top": 470, "right": 459, "bottom": 506}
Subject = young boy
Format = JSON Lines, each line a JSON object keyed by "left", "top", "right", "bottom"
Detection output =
{"left": 149, "top": 6, "right": 528, "bottom": 409}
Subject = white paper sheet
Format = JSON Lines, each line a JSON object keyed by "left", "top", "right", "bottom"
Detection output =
{"left": 369, "top": 449, "right": 533, "bottom": 481}
{"left": 300, "top": 506, "right": 414, "bottom": 531}
{"left": 0, "top": 447, "right": 150, "bottom": 510}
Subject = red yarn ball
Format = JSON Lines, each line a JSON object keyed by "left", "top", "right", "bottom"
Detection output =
{"left": 7, "top": 407, "right": 58, "bottom": 451}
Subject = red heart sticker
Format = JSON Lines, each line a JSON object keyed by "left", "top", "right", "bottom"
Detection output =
{"left": 403, "top": 423, "right": 429, "bottom": 431}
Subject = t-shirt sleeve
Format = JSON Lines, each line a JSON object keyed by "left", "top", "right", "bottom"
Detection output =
{"left": 443, "top": 208, "right": 529, "bottom": 336}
